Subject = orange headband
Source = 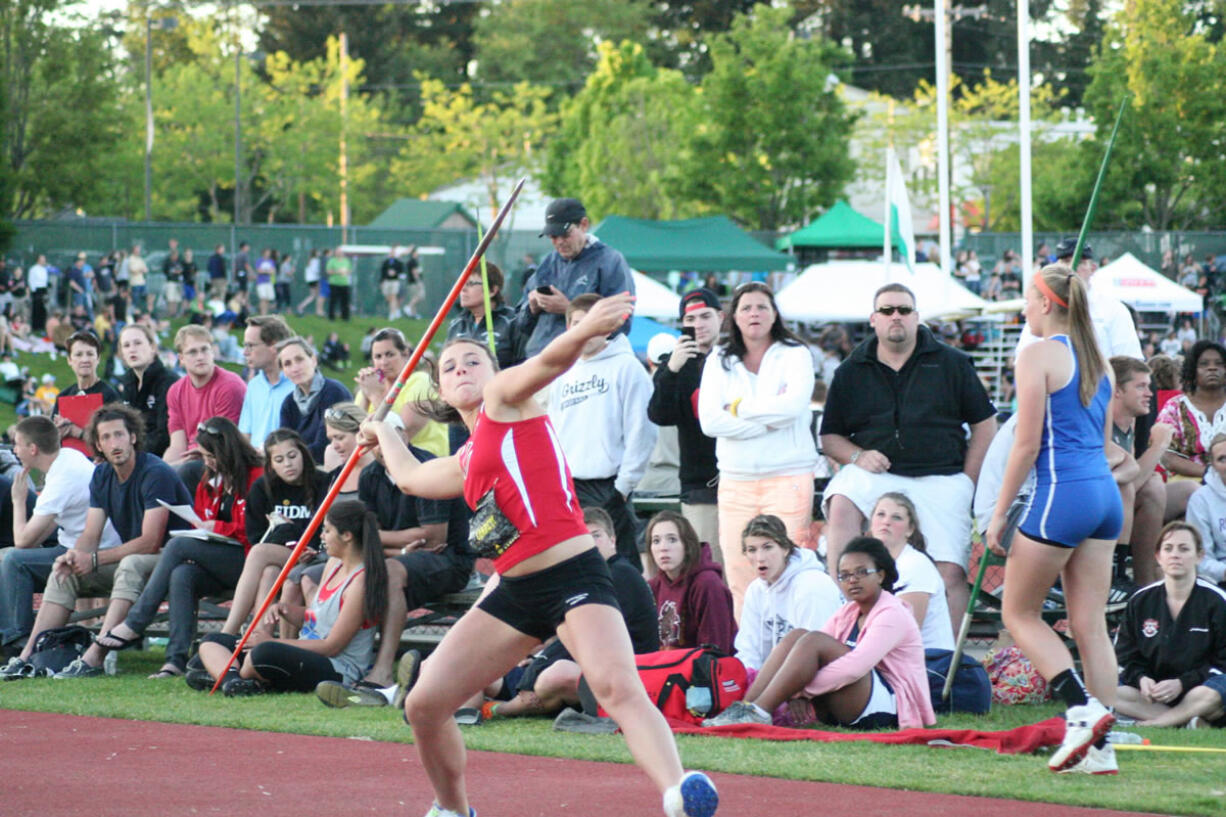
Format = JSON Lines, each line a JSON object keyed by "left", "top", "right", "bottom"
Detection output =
{"left": 1035, "top": 274, "right": 1068, "bottom": 309}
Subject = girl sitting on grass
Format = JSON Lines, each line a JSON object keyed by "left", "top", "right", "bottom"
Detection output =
{"left": 195, "top": 499, "right": 387, "bottom": 695}
{"left": 704, "top": 537, "right": 933, "bottom": 731}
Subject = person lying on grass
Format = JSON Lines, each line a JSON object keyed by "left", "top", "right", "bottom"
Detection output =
{"left": 193, "top": 499, "right": 387, "bottom": 696}
{"left": 703, "top": 537, "right": 934, "bottom": 731}
{"left": 437, "top": 506, "right": 658, "bottom": 724}
{"left": 1114, "top": 521, "right": 1226, "bottom": 727}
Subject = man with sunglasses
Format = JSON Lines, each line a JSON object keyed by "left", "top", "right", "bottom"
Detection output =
{"left": 516, "top": 197, "right": 634, "bottom": 359}
{"left": 820, "top": 283, "right": 996, "bottom": 634}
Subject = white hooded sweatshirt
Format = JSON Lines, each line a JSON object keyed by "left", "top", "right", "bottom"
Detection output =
{"left": 1186, "top": 467, "right": 1226, "bottom": 583}
{"left": 734, "top": 548, "right": 841, "bottom": 671}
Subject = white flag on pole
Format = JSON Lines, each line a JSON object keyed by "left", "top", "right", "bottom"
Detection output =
{"left": 885, "top": 148, "right": 916, "bottom": 275}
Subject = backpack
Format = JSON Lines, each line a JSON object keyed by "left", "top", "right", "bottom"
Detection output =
{"left": 924, "top": 648, "right": 992, "bottom": 714}
{"left": 580, "top": 647, "right": 747, "bottom": 726}
{"left": 983, "top": 644, "right": 1051, "bottom": 705}
{"left": 28, "top": 625, "right": 94, "bottom": 676}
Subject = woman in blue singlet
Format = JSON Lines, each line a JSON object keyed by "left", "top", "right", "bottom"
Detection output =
{"left": 987, "top": 264, "right": 1124, "bottom": 776}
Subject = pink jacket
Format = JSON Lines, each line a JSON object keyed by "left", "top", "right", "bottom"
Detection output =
{"left": 804, "top": 591, "right": 936, "bottom": 729}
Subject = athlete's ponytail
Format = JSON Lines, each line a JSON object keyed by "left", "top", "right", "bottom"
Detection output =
{"left": 1038, "top": 264, "right": 1105, "bottom": 406}
{"left": 325, "top": 499, "right": 389, "bottom": 626}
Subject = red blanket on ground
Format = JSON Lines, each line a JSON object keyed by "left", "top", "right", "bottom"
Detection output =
{"left": 669, "top": 716, "right": 1064, "bottom": 755}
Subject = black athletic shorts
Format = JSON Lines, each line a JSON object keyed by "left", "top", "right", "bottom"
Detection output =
{"left": 477, "top": 548, "right": 620, "bottom": 642}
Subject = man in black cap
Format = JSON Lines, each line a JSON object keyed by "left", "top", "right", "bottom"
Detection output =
{"left": 1014, "top": 237, "right": 1142, "bottom": 360}
{"left": 646, "top": 288, "right": 724, "bottom": 559}
{"left": 516, "top": 197, "right": 634, "bottom": 359}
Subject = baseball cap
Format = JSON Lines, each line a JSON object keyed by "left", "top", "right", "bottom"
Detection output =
{"left": 540, "top": 198, "right": 587, "bottom": 238}
{"left": 647, "top": 333, "right": 677, "bottom": 365}
{"left": 1055, "top": 238, "right": 1093, "bottom": 261}
{"left": 678, "top": 288, "right": 721, "bottom": 319}
{"left": 41, "top": 373, "right": 55, "bottom": 384}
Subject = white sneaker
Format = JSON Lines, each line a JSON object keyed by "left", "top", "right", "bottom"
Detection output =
{"left": 1049, "top": 698, "right": 1115, "bottom": 771}
{"left": 423, "top": 804, "right": 474, "bottom": 817}
{"left": 662, "top": 771, "right": 719, "bottom": 817}
{"left": 701, "top": 700, "right": 769, "bottom": 728}
{"left": 1060, "top": 742, "right": 1118, "bottom": 775}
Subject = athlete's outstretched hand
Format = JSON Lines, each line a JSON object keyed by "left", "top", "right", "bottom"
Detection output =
{"left": 575, "top": 292, "right": 635, "bottom": 339}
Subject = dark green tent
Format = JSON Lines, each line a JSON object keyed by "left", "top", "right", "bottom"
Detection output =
{"left": 776, "top": 200, "right": 900, "bottom": 251}
{"left": 368, "top": 199, "right": 479, "bottom": 230}
{"left": 590, "top": 215, "right": 789, "bottom": 272}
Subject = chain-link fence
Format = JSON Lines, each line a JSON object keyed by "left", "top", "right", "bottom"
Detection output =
{"left": 7, "top": 220, "right": 556, "bottom": 318}
{"left": 960, "top": 231, "right": 1226, "bottom": 272}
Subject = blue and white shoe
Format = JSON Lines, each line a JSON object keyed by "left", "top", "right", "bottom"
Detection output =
{"left": 423, "top": 804, "right": 475, "bottom": 817}
{"left": 663, "top": 771, "right": 718, "bottom": 817}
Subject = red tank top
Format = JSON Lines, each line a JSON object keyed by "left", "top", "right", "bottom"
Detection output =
{"left": 458, "top": 409, "right": 588, "bottom": 573}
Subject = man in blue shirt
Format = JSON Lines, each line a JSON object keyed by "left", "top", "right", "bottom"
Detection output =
{"left": 238, "top": 315, "right": 295, "bottom": 448}
{"left": 17, "top": 404, "right": 191, "bottom": 677}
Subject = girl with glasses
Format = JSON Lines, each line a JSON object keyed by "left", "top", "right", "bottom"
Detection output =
{"left": 446, "top": 262, "right": 520, "bottom": 370}
{"left": 703, "top": 537, "right": 932, "bottom": 731}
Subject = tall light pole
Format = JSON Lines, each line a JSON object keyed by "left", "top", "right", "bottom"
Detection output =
{"left": 144, "top": 12, "right": 178, "bottom": 222}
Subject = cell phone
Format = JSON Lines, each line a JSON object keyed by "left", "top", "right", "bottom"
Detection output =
{"left": 536, "top": 285, "right": 553, "bottom": 295}
{"left": 680, "top": 326, "right": 696, "bottom": 341}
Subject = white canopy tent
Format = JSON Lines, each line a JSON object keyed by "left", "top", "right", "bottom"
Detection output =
{"left": 632, "top": 270, "right": 682, "bottom": 320}
{"left": 775, "top": 261, "right": 987, "bottom": 322}
{"left": 1094, "top": 252, "right": 1202, "bottom": 314}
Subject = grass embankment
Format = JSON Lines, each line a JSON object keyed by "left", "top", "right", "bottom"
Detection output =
{"left": 3, "top": 650, "right": 1225, "bottom": 816}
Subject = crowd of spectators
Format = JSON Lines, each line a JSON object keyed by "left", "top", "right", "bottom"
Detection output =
{"left": 0, "top": 200, "right": 1221, "bottom": 739}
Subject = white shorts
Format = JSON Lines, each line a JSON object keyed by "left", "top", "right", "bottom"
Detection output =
{"left": 256, "top": 282, "right": 275, "bottom": 301}
{"left": 163, "top": 281, "right": 182, "bottom": 303}
{"left": 822, "top": 465, "right": 975, "bottom": 568}
{"left": 849, "top": 669, "right": 897, "bottom": 726}
{"left": 380, "top": 279, "right": 401, "bottom": 298}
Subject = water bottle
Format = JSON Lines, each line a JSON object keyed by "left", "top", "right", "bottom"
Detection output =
{"left": 686, "top": 686, "right": 713, "bottom": 717}
{"left": 103, "top": 650, "right": 118, "bottom": 676}
{"left": 1108, "top": 730, "right": 1145, "bottom": 745}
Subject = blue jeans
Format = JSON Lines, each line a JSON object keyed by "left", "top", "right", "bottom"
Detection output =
{"left": 123, "top": 537, "right": 245, "bottom": 670}
{"left": 0, "top": 545, "right": 67, "bottom": 647}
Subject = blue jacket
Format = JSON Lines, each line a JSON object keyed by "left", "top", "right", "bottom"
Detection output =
{"left": 515, "top": 237, "right": 634, "bottom": 358}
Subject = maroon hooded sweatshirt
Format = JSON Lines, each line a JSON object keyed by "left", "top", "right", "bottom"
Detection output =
{"left": 649, "top": 542, "right": 737, "bottom": 653}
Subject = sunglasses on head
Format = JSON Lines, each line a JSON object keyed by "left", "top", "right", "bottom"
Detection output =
{"left": 196, "top": 422, "right": 222, "bottom": 437}
{"left": 875, "top": 305, "right": 914, "bottom": 316}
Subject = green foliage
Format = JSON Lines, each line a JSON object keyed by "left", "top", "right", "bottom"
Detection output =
{"left": 685, "top": 4, "right": 857, "bottom": 229}
{"left": 1082, "top": 0, "right": 1226, "bottom": 230}
{"left": 542, "top": 42, "right": 701, "bottom": 221}
{"left": 394, "top": 78, "right": 557, "bottom": 220}
{"left": 0, "top": 2, "right": 130, "bottom": 219}
{"left": 470, "top": 0, "right": 655, "bottom": 91}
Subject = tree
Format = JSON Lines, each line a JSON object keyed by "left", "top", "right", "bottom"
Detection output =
{"left": 685, "top": 4, "right": 858, "bottom": 230}
{"left": 1082, "top": 0, "right": 1226, "bottom": 229}
{"left": 541, "top": 41, "right": 701, "bottom": 221}
{"left": 393, "top": 77, "right": 557, "bottom": 220}
{"left": 469, "top": 0, "right": 655, "bottom": 90}
{"left": 856, "top": 71, "right": 1065, "bottom": 232}
{"left": 0, "top": 2, "right": 130, "bottom": 218}
{"left": 648, "top": 0, "right": 759, "bottom": 76}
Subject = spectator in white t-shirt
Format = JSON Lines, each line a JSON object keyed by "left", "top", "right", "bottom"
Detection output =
{"left": 0, "top": 416, "right": 120, "bottom": 663}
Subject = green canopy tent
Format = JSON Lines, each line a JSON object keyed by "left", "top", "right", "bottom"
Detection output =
{"left": 590, "top": 214, "right": 789, "bottom": 272}
{"left": 368, "top": 199, "right": 479, "bottom": 230}
{"left": 776, "top": 200, "right": 903, "bottom": 251}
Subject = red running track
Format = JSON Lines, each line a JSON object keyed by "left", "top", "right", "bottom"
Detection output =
{"left": 0, "top": 710, "right": 1158, "bottom": 817}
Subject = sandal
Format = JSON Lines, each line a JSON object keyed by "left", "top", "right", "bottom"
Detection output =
{"left": 95, "top": 630, "right": 142, "bottom": 651}
{"left": 148, "top": 666, "right": 184, "bottom": 679}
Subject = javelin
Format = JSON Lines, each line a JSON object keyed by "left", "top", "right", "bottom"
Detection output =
{"left": 1113, "top": 743, "right": 1226, "bottom": 754}
{"left": 211, "top": 177, "right": 526, "bottom": 692}
{"left": 1071, "top": 95, "right": 1129, "bottom": 269}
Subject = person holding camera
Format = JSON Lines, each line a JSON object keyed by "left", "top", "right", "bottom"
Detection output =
{"left": 647, "top": 288, "right": 724, "bottom": 564}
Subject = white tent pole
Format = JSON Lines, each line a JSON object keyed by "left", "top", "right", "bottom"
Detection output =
{"left": 884, "top": 147, "right": 894, "bottom": 285}
{"left": 1018, "top": 0, "right": 1034, "bottom": 288}
{"left": 935, "top": 0, "right": 953, "bottom": 278}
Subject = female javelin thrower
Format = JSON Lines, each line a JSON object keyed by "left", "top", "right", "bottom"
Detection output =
{"left": 361, "top": 293, "right": 718, "bottom": 817}
{"left": 986, "top": 265, "right": 1123, "bottom": 775}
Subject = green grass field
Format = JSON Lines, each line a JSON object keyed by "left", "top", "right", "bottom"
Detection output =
{"left": 3, "top": 649, "right": 1225, "bottom": 815}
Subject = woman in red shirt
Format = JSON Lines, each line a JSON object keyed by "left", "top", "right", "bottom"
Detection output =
{"left": 363, "top": 293, "right": 718, "bottom": 817}
{"left": 97, "top": 416, "right": 262, "bottom": 677}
